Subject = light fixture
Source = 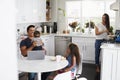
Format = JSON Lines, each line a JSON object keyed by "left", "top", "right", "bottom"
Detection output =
{"left": 110, "top": 2, "right": 119, "bottom": 11}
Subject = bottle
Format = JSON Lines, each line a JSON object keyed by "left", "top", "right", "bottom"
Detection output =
{"left": 50, "top": 27, "right": 52, "bottom": 34}
{"left": 44, "top": 25, "right": 47, "bottom": 34}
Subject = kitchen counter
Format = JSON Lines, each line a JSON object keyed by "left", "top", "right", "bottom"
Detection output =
{"left": 101, "top": 43, "right": 120, "bottom": 50}
{"left": 100, "top": 43, "right": 120, "bottom": 80}
{"left": 41, "top": 33, "right": 96, "bottom": 38}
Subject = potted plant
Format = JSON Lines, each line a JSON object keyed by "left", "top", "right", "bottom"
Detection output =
{"left": 85, "top": 21, "right": 95, "bottom": 29}
{"left": 69, "top": 21, "right": 80, "bottom": 32}
{"left": 58, "top": 8, "right": 65, "bottom": 16}
{"left": 109, "top": 26, "right": 114, "bottom": 35}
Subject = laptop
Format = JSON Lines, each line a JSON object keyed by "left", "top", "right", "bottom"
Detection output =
{"left": 27, "top": 50, "right": 45, "bottom": 60}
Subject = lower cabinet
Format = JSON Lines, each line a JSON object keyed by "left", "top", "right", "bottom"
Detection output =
{"left": 41, "top": 36, "right": 55, "bottom": 56}
{"left": 72, "top": 37, "right": 85, "bottom": 61}
{"left": 101, "top": 48, "right": 120, "bottom": 80}
{"left": 72, "top": 37, "right": 95, "bottom": 63}
{"left": 41, "top": 35, "right": 95, "bottom": 61}
{"left": 116, "top": 51, "right": 120, "bottom": 80}
{"left": 48, "top": 36, "right": 55, "bottom": 56}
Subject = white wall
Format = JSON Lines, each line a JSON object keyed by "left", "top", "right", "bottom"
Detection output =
{"left": 57, "top": 0, "right": 66, "bottom": 33}
{"left": 115, "top": 0, "right": 120, "bottom": 30}
{"left": 0, "top": 0, "right": 17, "bottom": 80}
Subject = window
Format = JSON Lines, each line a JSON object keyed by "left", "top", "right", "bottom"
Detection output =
{"left": 66, "top": 0, "right": 115, "bottom": 33}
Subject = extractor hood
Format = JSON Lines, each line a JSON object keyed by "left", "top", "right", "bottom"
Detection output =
{"left": 110, "top": 2, "right": 119, "bottom": 11}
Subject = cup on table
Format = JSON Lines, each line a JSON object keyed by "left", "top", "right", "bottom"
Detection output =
{"left": 56, "top": 55, "right": 62, "bottom": 62}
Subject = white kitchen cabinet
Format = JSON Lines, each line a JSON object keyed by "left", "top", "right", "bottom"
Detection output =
{"left": 41, "top": 36, "right": 55, "bottom": 56}
{"left": 48, "top": 36, "right": 55, "bottom": 56}
{"left": 101, "top": 49, "right": 117, "bottom": 80}
{"left": 72, "top": 37, "right": 85, "bottom": 59}
{"left": 16, "top": 0, "right": 46, "bottom": 23}
{"left": 101, "top": 46, "right": 120, "bottom": 80}
{"left": 72, "top": 37, "right": 95, "bottom": 63}
{"left": 116, "top": 50, "right": 120, "bottom": 80}
{"left": 84, "top": 38, "right": 95, "bottom": 62}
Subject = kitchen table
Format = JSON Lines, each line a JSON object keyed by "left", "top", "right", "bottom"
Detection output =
{"left": 18, "top": 56, "right": 68, "bottom": 80}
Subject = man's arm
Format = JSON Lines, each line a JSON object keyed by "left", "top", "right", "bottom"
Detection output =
{"left": 20, "top": 41, "right": 37, "bottom": 57}
{"left": 20, "top": 46, "right": 34, "bottom": 57}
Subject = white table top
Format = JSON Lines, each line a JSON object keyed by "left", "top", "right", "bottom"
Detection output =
{"left": 18, "top": 56, "right": 68, "bottom": 73}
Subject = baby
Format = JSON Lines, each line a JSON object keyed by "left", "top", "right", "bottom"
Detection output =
{"left": 33, "top": 30, "right": 44, "bottom": 50}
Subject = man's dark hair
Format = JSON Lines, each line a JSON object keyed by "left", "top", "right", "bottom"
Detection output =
{"left": 27, "top": 25, "right": 35, "bottom": 32}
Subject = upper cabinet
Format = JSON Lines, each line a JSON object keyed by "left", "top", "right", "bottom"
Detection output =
{"left": 46, "top": 0, "right": 58, "bottom": 22}
{"left": 16, "top": 0, "right": 46, "bottom": 23}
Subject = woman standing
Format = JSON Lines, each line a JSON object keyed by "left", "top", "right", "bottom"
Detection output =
{"left": 95, "top": 13, "right": 110, "bottom": 72}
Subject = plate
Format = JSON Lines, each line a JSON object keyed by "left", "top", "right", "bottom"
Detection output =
{"left": 50, "top": 57, "right": 56, "bottom": 61}
{"left": 61, "top": 57, "right": 66, "bottom": 60}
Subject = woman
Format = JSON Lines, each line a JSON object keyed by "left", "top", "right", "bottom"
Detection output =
{"left": 95, "top": 13, "right": 110, "bottom": 72}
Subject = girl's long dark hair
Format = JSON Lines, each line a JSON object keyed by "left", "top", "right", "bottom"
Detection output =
{"left": 68, "top": 43, "right": 81, "bottom": 66}
{"left": 103, "top": 13, "right": 110, "bottom": 31}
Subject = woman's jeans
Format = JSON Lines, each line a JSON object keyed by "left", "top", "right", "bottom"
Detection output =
{"left": 95, "top": 39, "right": 104, "bottom": 65}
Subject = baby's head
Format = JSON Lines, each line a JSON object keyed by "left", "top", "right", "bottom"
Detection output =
{"left": 34, "top": 31, "right": 40, "bottom": 38}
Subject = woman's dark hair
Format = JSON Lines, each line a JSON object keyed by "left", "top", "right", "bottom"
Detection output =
{"left": 27, "top": 25, "right": 35, "bottom": 32}
{"left": 103, "top": 13, "right": 110, "bottom": 31}
{"left": 34, "top": 31, "right": 40, "bottom": 37}
{"left": 68, "top": 43, "right": 81, "bottom": 66}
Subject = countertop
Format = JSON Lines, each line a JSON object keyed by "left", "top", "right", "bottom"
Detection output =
{"left": 41, "top": 33, "right": 96, "bottom": 38}
{"left": 101, "top": 43, "right": 120, "bottom": 50}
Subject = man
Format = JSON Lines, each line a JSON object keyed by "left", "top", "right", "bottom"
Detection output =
{"left": 20, "top": 25, "right": 50, "bottom": 80}
{"left": 20, "top": 25, "right": 37, "bottom": 80}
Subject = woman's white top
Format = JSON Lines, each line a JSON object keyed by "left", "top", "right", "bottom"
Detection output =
{"left": 96, "top": 23, "right": 108, "bottom": 40}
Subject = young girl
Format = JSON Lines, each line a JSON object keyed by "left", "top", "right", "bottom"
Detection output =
{"left": 47, "top": 43, "right": 81, "bottom": 80}
{"left": 64, "top": 43, "right": 81, "bottom": 78}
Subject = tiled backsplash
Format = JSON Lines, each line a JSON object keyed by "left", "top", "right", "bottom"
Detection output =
{"left": 16, "top": 22, "right": 55, "bottom": 35}
{"left": 16, "top": 23, "right": 41, "bottom": 35}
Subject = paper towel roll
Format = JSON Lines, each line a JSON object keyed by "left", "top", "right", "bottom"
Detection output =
{"left": 44, "top": 26, "right": 47, "bottom": 33}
